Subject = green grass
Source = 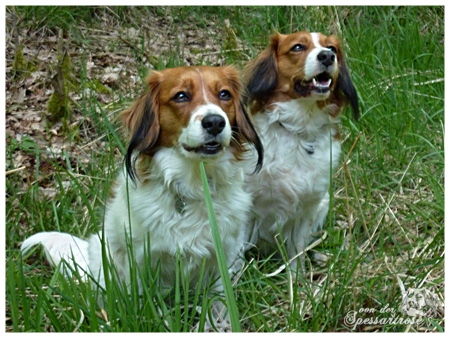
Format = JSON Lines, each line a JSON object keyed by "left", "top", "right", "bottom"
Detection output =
{"left": 199, "top": 161, "right": 241, "bottom": 332}
{"left": 5, "top": 6, "right": 444, "bottom": 332}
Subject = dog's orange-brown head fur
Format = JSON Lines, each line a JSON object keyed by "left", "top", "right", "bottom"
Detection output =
{"left": 119, "top": 66, "right": 263, "bottom": 180}
{"left": 244, "top": 31, "right": 358, "bottom": 118}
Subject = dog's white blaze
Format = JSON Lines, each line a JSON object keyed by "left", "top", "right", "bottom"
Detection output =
{"left": 311, "top": 32, "right": 323, "bottom": 48}
{"left": 305, "top": 33, "right": 326, "bottom": 79}
{"left": 195, "top": 67, "right": 210, "bottom": 104}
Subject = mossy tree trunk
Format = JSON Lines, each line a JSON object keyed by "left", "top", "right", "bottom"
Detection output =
{"left": 47, "top": 29, "right": 75, "bottom": 131}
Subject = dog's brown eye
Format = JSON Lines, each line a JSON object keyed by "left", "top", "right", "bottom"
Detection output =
{"left": 172, "top": 91, "right": 190, "bottom": 102}
{"left": 327, "top": 46, "right": 337, "bottom": 53}
{"left": 291, "top": 44, "right": 306, "bottom": 52}
{"left": 219, "top": 90, "right": 232, "bottom": 101}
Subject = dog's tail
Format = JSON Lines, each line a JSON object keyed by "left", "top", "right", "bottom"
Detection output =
{"left": 21, "top": 232, "right": 89, "bottom": 278}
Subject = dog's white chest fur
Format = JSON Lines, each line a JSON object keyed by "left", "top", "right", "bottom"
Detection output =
{"left": 90, "top": 148, "right": 251, "bottom": 289}
{"left": 245, "top": 99, "right": 341, "bottom": 255}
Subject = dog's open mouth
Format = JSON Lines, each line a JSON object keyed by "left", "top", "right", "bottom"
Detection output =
{"left": 183, "top": 141, "right": 223, "bottom": 155}
{"left": 294, "top": 72, "right": 332, "bottom": 95}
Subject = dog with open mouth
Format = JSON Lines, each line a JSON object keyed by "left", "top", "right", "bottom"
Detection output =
{"left": 21, "top": 65, "right": 263, "bottom": 331}
{"left": 243, "top": 31, "right": 358, "bottom": 274}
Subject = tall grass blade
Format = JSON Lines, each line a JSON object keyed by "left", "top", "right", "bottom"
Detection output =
{"left": 199, "top": 161, "right": 241, "bottom": 332}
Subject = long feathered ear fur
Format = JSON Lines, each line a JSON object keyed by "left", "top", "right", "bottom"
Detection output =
{"left": 225, "top": 66, "right": 264, "bottom": 173}
{"left": 244, "top": 33, "right": 280, "bottom": 106}
{"left": 236, "top": 98, "right": 264, "bottom": 173}
{"left": 337, "top": 58, "right": 359, "bottom": 119}
{"left": 119, "top": 72, "right": 162, "bottom": 181}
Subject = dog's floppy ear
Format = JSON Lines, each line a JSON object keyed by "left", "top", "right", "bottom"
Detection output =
{"left": 244, "top": 32, "right": 281, "bottom": 106}
{"left": 235, "top": 98, "right": 264, "bottom": 173}
{"left": 119, "top": 71, "right": 163, "bottom": 181}
{"left": 224, "top": 66, "right": 264, "bottom": 173}
{"left": 337, "top": 59, "right": 359, "bottom": 119}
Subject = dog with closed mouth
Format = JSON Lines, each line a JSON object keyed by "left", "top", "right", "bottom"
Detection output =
{"left": 21, "top": 65, "right": 263, "bottom": 331}
{"left": 243, "top": 31, "right": 358, "bottom": 273}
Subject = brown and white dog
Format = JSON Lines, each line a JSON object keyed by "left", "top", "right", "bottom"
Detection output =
{"left": 21, "top": 66, "right": 263, "bottom": 331}
{"left": 243, "top": 31, "right": 358, "bottom": 273}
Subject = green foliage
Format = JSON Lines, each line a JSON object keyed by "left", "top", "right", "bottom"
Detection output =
{"left": 12, "top": 45, "right": 27, "bottom": 77}
{"left": 200, "top": 161, "right": 241, "bottom": 332}
{"left": 47, "top": 90, "right": 72, "bottom": 124}
{"left": 14, "top": 6, "right": 98, "bottom": 32}
{"left": 47, "top": 33, "right": 78, "bottom": 128}
{"left": 86, "top": 79, "right": 111, "bottom": 94}
{"left": 11, "top": 44, "right": 38, "bottom": 80}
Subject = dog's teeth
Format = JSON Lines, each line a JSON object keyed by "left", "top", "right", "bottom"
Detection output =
{"left": 312, "top": 77, "right": 332, "bottom": 88}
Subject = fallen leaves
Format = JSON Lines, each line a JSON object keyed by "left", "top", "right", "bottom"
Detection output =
{"left": 5, "top": 7, "right": 241, "bottom": 199}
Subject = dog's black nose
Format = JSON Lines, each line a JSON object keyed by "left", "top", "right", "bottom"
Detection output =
{"left": 202, "top": 114, "right": 226, "bottom": 136}
{"left": 317, "top": 50, "right": 336, "bottom": 67}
